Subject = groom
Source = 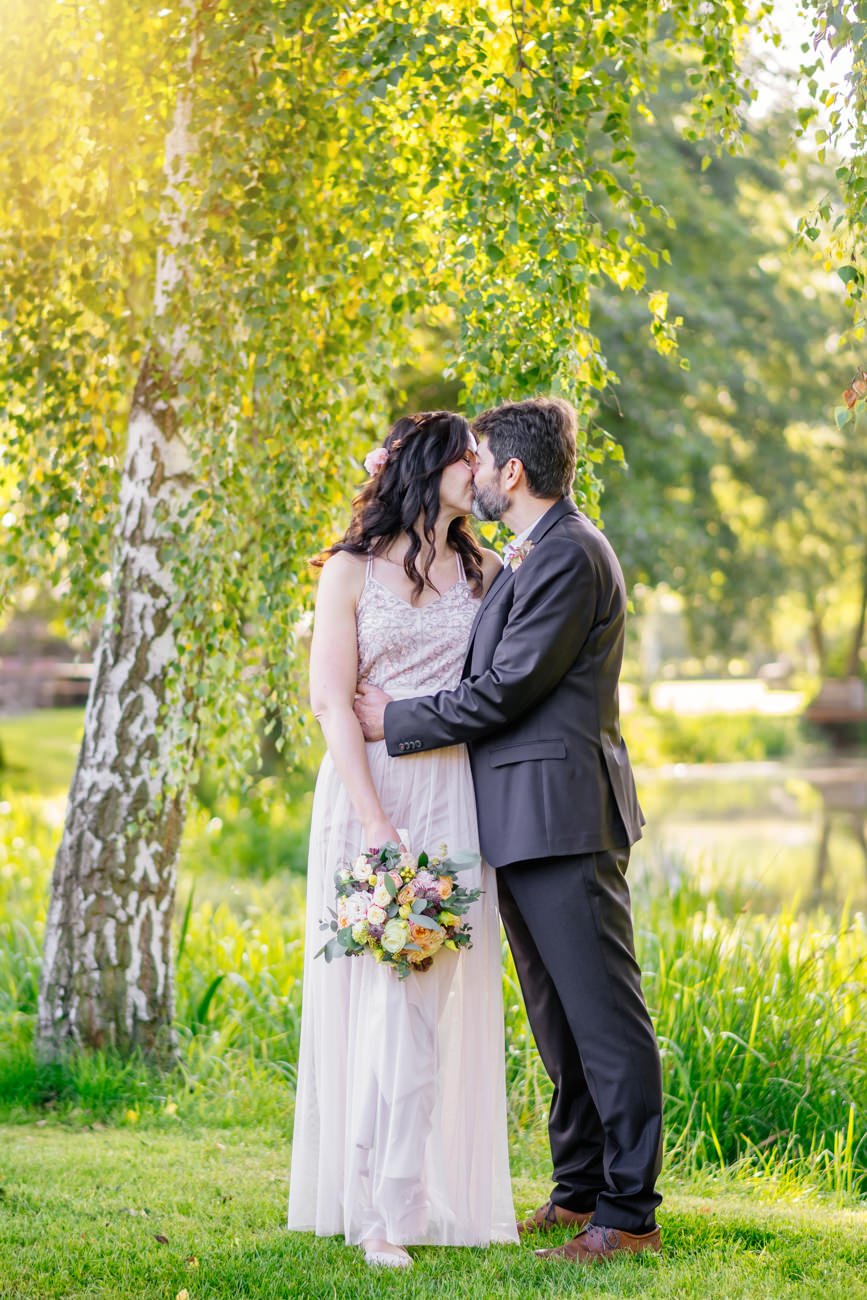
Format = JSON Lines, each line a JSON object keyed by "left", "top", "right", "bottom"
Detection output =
{"left": 354, "top": 397, "right": 663, "bottom": 1264}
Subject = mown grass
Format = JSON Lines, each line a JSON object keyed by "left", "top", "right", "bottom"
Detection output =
{"left": 2, "top": 1124, "right": 866, "bottom": 1300}
{"left": 0, "top": 708, "right": 85, "bottom": 794}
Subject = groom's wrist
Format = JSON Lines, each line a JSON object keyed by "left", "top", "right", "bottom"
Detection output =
{"left": 384, "top": 698, "right": 417, "bottom": 756}
{"left": 383, "top": 699, "right": 399, "bottom": 755}
{"left": 385, "top": 698, "right": 428, "bottom": 758}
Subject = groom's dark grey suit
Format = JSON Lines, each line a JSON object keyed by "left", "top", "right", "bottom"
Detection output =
{"left": 383, "top": 497, "right": 663, "bottom": 1232}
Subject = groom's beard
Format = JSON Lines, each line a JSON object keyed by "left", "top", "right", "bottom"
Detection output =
{"left": 472, "top": 481, "right": 510, "bottom": 522}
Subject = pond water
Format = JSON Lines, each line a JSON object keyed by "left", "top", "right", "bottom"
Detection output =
{"left": 631, "top": 758, "right": 867, "bottom": 912}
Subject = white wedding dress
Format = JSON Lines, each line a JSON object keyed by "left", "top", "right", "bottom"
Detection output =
{"left": 287, "top": 552, "right": 517, "bottom": 1246}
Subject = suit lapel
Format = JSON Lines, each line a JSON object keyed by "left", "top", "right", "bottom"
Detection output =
{"left": 462, "top": 497, "right": 579, "bottom": 675}
{"left": 464, "top": 562, "right": 514, "bottom": 666}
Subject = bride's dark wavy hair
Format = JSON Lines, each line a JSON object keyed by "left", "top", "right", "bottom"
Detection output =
{"left": 315, "top": 411, "right": 484, "bottom": 601}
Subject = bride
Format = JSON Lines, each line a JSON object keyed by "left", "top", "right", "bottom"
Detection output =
{"left": 287, "top": 410, "right": 517, "bottom": 1267}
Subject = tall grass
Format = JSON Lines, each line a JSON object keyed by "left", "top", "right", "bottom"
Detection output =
{"left": 1, "top": 797, "right": 865, "bottom": 1199}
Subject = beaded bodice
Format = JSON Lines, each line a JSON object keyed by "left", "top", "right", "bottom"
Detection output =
{"left": 356, "top": 554, "right": 480, "bottom": 698}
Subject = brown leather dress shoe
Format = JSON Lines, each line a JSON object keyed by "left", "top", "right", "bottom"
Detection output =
{"left": 535, "top": 1220, "right": 661, "bottom": 1262}
{"left": 516, "top": 1200, "right": 594, "bottom": 1236}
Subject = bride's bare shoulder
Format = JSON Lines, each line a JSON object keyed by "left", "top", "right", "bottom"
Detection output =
{"left": 317, "top": 550, "right": 367, "bottom": 599}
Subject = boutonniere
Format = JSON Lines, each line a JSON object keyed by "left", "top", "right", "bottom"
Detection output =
{"left": 503, "top": 539, "right": 535, "bottom": 571}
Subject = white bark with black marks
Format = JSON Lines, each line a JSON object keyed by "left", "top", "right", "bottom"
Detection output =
{"left": 37, "top": 51, "right": 199, "bottom": 1062}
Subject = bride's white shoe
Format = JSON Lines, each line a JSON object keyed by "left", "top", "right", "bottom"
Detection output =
{"left": 363, "top": 1239, "right": 413, "bottom": 1269}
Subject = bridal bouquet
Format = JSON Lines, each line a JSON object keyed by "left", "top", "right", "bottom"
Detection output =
{"left": 316, "top": 841, "right": 481, "bottom": 979}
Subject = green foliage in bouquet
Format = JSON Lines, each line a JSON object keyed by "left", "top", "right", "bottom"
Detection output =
{"left": 317, "top": 842, "right": 481, "bottom": 979}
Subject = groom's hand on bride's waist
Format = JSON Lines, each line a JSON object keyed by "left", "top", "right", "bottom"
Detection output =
{"left": 354, "top": 681, "right": 392, "bottom": 741}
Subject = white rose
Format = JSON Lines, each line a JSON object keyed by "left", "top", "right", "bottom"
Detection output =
{"left": 336, "top": 867, "right": 352, "bottom": 884}
{"left": 381, "top": 918, "right": 409, "bottom": 954}
{"left": 353, "top": 855, "right": 372, "bottom": 881}
{"left": 372, "top": 881, "right": 391, "bottom": 907}
{"left": 343, "top": 894, "right": 368, "bottom": 925}
{"left": 366, "top": 904, "right": 387, "bottom": 926}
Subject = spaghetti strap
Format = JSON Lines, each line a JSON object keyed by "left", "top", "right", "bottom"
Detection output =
{"left": 455, "top": 550, "right": 465, "bottom": 582}
{"left": 365, "top": 553, "right": 374, "bottom": 584}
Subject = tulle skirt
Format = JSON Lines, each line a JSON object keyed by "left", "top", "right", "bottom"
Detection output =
{"left": 287, "top": 738, "right": 517, "bottom": 1245}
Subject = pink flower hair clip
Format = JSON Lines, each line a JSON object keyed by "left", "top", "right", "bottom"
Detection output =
{"left": 363, "top": 446, "right": 389, "bottom": 477}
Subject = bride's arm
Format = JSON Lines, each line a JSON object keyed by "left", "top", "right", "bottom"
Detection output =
{"left": 309, "top": 553, "right": 400, "bottom": 848}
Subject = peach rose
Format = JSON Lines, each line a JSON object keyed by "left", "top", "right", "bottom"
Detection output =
{"left": 409, "top": 923, "right": 445, "bottom": 957}
{"left": 437, "top": 876, "right": 453, "bottom": 900}
{"left": 397, "top": 883, "right": 416, "bottom": 905}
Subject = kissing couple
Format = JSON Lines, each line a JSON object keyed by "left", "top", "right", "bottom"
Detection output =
{"left": 287, "top": 397, "right": 663, "bottom": 1269}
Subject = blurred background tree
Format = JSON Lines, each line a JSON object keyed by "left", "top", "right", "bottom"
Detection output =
{"left": 592, "top": 69, "right": 863, "bottom": 670}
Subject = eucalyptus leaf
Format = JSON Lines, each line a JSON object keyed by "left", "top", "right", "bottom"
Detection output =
{"left": 407, "top": 913, "right": 441, "bottom": 931}
{"left": 316, "top": 936, "right": 345, "bottom": 963}
{"left": 447, "top": 851, "right": 481, "bottom": 869}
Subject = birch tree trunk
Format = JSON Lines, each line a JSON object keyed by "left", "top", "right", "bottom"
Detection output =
{"left": 37, "top": 71, "right": 197, "bottom": 1064}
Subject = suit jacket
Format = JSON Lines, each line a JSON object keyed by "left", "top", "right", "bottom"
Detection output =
{"left": 383, "top": 498, "right": 644, "bottom": 869}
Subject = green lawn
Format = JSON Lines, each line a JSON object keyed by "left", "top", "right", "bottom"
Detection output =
{"left": 0, "top": 708, "right": 84, "bottom": 796}
{"left": 2, "top": 1124, "right": 865, "bottom": 1299}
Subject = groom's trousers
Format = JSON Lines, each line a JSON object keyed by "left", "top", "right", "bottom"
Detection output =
{"left": 497, "top": 849, "right": 663, "bottom": 1233}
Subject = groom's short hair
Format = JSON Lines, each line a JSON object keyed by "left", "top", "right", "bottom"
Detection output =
{"left": 473, "top": 397, "right": 577, "bottom": 498}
